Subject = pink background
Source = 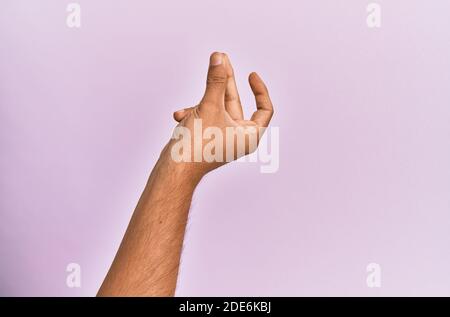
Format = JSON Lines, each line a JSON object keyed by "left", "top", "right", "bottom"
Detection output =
{"left": 1, "top": 0, "right": 450, "bottom": 296}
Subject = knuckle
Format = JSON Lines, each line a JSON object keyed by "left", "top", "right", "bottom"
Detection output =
{"left": 207, "top": 74, "right": 226, "bottom": 85}
{"left": 225, "top": 91, "right": 239, "bottom": 102}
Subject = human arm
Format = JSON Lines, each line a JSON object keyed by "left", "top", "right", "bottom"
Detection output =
{"left": 97, "top": 52, "right": 274, "bottom": 296}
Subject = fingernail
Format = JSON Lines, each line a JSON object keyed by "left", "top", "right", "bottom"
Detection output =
{"left": 210, "top": 53, "right": 222, "bottom": 66}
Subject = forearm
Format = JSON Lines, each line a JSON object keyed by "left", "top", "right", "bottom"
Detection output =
{"left": 98, "top": 52, "right": 273, "bottom": 297}
{"left": 98, "top": 145, "right": 202, "bottom": 296}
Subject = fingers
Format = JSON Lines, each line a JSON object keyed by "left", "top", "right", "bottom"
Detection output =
{"left": 180, "top": 54, "right": 273, "bottom": 131}
{"left": 223, "top": 54, "right": 244, "bottom": 120}
{"left": 200, "top": 52, "right": 227, "bottom": 109}
{"left": 249, "top": 72, "right": 274, "bottom": 128}
{"left": 173, "top": 106, "right": 195, "bottom": 122}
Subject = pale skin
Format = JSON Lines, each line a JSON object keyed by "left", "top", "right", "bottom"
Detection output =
{"left": 97, "top": 52, "right": 274, "bottom": 296}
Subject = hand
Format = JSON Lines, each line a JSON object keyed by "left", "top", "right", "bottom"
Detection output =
{"left": 98, "top": 52, "right": 274, "bottom": 296}
{"left": 167, "top": 52, "right": 274, "bottom": 177}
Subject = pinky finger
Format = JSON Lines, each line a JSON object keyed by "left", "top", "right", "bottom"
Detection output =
{"left": 173, "top": 106, "right": 195, "bottom": 122}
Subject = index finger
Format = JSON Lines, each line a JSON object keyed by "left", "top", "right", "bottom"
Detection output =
{"left": 249, "top": 72, "right": 274, "bottom": 127}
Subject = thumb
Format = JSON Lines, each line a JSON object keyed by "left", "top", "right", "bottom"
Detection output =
{"left": 201, "top": 52, "right": 227, "bottom": 106}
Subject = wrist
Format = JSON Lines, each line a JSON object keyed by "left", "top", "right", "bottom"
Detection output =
{"left": 157, "top": 142, "right": 205, "bottom": 188}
